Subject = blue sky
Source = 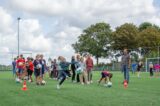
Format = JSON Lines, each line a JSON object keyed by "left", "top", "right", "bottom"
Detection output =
{"left": 153, "top": 0, "right": 160, "bottom": 7}
{"left": 0, "top": 0, "right": 160, "bottom": 64}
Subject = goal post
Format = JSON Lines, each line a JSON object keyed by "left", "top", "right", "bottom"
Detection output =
{"left": 145, "top": 57, "right": 160, "bottom": 72}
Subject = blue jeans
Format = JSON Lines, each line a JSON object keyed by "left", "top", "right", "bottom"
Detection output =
{"left": 122, "top": 65, "right": 129, "bottom": 82}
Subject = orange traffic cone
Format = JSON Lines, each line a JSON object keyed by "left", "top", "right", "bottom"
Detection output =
{"left": 123, "top": 80, "right": 128, "bottom": 89}
{"left": 21, "top": 80, "right": 28, "bottom": 91}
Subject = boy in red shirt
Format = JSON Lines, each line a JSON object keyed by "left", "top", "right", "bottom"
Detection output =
{"left": 26, "top": 57, "right": 34, "bottom": 82}
{"left": 28, "top": 58, "right": 34, "bottom": 82}
{"left": 98, "top": 70, "right": 113, "bottom": 84}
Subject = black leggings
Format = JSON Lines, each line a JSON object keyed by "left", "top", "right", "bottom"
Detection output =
{"left": 76, "top": 74, "right": 80, "bottom": 82}
{"left": 59, "top": 72, "right": 66, "bottom": 85}
{"left": 71, "top": 68, "right": 76, "bottom": 81}
{"left": 150, "top": 68, "right": 153, "bottom": 76}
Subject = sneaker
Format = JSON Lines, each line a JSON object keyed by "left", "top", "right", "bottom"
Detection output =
{"left": 36, "top": 82, "right": 40, "bottom": 85}
{"left": 19, "top": 80, "right": 22, "bottom": 83}
{"left": 90, "top": 81, "right": 93, "bottom": 83}
{"left": 81, "top": 82, "right": 84, "bottom": 85}
{"left": 28, "top": 80, "right": 31, "bottom": 83}
{"left": 57, "top": 85, "right": 60, "bottom": 89}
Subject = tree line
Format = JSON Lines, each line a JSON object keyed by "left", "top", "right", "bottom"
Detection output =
{"left": 72, "top": 22, "right": 160, "bottom": 65}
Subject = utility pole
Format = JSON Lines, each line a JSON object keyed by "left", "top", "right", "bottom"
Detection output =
{"left": 17, "top": 17, "right": 21, "bottom": 56}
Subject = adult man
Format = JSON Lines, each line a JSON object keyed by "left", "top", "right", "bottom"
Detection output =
{"left": 86, "top": 54, "right": 94, "bottom": 84}
{"left": 121, "top": 49, "right": 131, "bottom": 83}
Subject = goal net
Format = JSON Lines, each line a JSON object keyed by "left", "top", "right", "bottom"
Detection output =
{"left": 145, "top": 57, "right": 160, "bottom": 72}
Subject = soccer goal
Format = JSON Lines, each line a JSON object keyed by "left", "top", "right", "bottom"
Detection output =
{"left": 145, "top": 57, "right": 160, "bottom": 72}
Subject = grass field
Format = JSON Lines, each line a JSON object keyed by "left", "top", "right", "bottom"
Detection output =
{"left": 0, "top": 71, "right": 160, "bottom": 106}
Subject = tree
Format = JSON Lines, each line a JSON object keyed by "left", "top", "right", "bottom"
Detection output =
{"left": 72, "top": 22, "right": 112, "bottom": 65}
{"left": 139, "top": 22, "right": 160, "bottom": 31}
{"left": 111, "top": 23, "right": 139, "bottom": 51}
{"left": 138, "top": 27, "right": 160, "bottom": 57}
{"left": 138, "top": 27, "right": 160, "bottom": 47}
{"left": 139, "top": 22, "right": 152, "bottom": 31}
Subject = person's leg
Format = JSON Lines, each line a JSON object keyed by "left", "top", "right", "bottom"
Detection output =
{"left": 104, "top": 77, "right": 107, "bottom": 83}
{"left": 55, "top": 70, "right": 58, "bottom": 79}
{"left": 42, "top": 69, "right": 45, "bottom": 79}
{"left": 149, "top": 68, "right": 152, "bottom": 77}
{"left": 79, "top": 73, "right": 83, "bottom": 84}
{"left": 85, "top": 71, "right": 88, "bottom": 83}
{"left": 48, "top": 69, "right": 50, "bottom": 78}
{"left": 126, "top": 65, "right": 129, "bottom": 83}
{"left": 76, "top": 74, "right": 80, "bottom": 82}
{"left": 50, "top": 71, "right": 53, "bottom": 78}
{"left": 90, "top": 70, "right": 93, "bottom": 83}
{"left": 99, "top": 73, "right": 104, "bottom": 84}
{"left": 72, "top": 69, "right": 76, "bottom": 82}
{"left": 19, "top": 68, "right": 23, "bottom": 79}
{"left": 134, "top": 67, "right": 136, "bottom": 74}
{"left": 137, "top": 68, "right": 140, "bottom": 78}
{"left": 132, "top": 67, "right": 135, "bottom": 74}
{"left": 98, "top": 78, "right": 104, "bottom": 84}
{"left": 88, "top": 71, "right": 91, "bottom": 82}
{"left": 36, "top": 70, "right": 40, "bottom": 84}
{"left": 27, "top": 69, "right": 30, "bottom": 80}
{"left": 53, "top": 70, "right": 55, "bottom": 78}
{"left": 83, "top": 71, "right": 87, "bottom": 84}
{"left": 30, "top": 71, "right": 33, "bottom": 82}
{"left": 123, "top": 65, "right": 126, "bottom": 80}
{"left": 13, "top": 69, "right": 15, "bottom": 77}
{"left": 59, "top": 72, "right": 66, "bottom": 85}
{"left": 151, "top": 68, "right": 153, "bottom": 76}
{"left": 57, "top": 70, "right": 61, "bottom": 80}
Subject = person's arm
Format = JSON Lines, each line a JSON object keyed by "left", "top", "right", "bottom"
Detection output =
{"left": 91, "top": 59, "right": 94, "bottom": 68}
{"left": 86, "top": 59, "right": 88, "bottom": 66}
{"left": 128, "top": 55, "right": 131, "bottom": 69}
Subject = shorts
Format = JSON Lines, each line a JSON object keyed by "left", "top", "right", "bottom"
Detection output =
{"left": 137, "top": 68, "right": 141, "bottom": 72}
{"left": 17, "top": 68, "right": 23, "bottom": 74}
{"left": 35, "top": 69, "right": 40, "bottom": 77}
{"left": 101, "top": 73, "right": 107, "bottom": 78}
{"left": 28, "top": 69, "right": 33, "bottom": 76}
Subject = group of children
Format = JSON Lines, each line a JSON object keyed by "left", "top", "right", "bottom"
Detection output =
{"left": 12, "top": 54, "right": 113, "bottom": 89}
{"left": 12, "top": 54, "right": 46, "bottom": 85}
{"left": 131, "top": 60, "right": 160, "bottom": 78}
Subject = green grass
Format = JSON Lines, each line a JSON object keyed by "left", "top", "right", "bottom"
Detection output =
{"left": 0, "top": 71, "right": 160, "bottom": 106}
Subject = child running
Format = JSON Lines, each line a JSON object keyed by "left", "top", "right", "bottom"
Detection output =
{"left": 56, "top": 56, "right": 70, "bottom": 89}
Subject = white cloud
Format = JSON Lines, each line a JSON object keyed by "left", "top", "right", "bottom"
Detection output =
{"left": 9, "top": 0, "right": 159, "bottom": 28}
{"left": 0, "top": 0, "right": 160, "bottom": 64}
{"left": 0, "top": 7, "right": 13, "bottom": 33}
